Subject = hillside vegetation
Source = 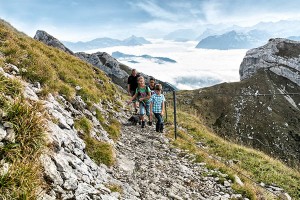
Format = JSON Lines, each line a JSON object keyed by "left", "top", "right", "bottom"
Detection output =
{"left": 174, "top": 69, "right": 300, "bottom": 169}
{"left": 0, "top": 20, "right": 116, "bottom": 104}
{"left": 1, "top": 19, "right": 300, "bottom": 199}
{"left": 0, "top": 20, "right": 122, "bottom": 199}
{"left": 165, "top": 92, "right": 300, "bottom": 199}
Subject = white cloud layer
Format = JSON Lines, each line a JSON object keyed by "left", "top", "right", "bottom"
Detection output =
{"left": 87, "top": 40, "right": 247, "bottom": 90}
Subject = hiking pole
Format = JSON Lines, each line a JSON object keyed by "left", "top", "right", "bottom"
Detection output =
{"left": 173, "top": 91, "right": 177, "bottom": 140}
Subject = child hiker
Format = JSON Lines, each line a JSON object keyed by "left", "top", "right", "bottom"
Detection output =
{"left": 150, "top": 84, "right": 165, "bottom": 132}
{"left": 128, "top": 76, "right": 151, "bottom": 128}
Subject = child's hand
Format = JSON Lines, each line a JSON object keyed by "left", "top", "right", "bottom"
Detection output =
{"left": 126, "top": 100, "right": 131, "bottom": 105}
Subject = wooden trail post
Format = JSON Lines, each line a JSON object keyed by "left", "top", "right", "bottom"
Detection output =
{"left": 173, "top": 91, "right": 177, "bottom": 140}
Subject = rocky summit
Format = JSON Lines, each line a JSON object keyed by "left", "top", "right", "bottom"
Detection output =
{"left": 240, "top": 38, "right": 300, "bottom": 85}
{"left": 176, "top": 38, "right": 300, "bottom": 168}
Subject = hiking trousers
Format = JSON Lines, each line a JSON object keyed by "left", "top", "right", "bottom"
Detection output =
{"left": 154, "top": 113, "right": 164, "bottom": 132}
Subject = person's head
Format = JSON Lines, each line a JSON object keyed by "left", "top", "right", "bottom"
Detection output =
{"left": 137, "top": 76, "right": 145, "bottom": 87}
{"left": 149, "top": 77, "right": 155, "bottom": 87}
{"left": 131, "top": 69, "right": 137, "bottom": 76}
{"left": 155, "top": 84, "right": 162, "bottom": 94}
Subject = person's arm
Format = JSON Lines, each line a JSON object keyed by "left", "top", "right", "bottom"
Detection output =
{"left": 161, "top": 100, "right": 165, "bottom": 116}
{"left": 145, "top": 87, "right": 151, "bottom": 100}
{"left": 127, "top": 93, "right": 137, "bottom": 105}
{"left": 149, "top": 101, "right": 153, "bottom": 121}
{"left": 127, "top": 77, "right": 131, "bottom": 94}
{"left": 127, "top": 84, "right": 131, "bottom": 94}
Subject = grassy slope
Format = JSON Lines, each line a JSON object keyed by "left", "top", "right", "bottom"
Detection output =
{"left": 0, "top": 19, "right": 116, "bottom": 103}
{"left": 0, "top": 20, "right": 122, "bottom": 199}
{"left": 165, "top": 98, "right": 300, "bottom": 199}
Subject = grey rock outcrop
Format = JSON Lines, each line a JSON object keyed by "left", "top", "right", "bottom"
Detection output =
{"left": 34, "top": 30, "right": 74, "bottom": 55}
{"left": 240, "top": 38, "right": 300, "bottom": 85}
{"left": 75, "top": 52, "right": 129, "bottom": 88}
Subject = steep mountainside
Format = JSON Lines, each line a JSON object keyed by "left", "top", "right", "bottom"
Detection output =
{"left": 34, "top": 30, "right": 176, "bottom": 92}
{"left": 177, "top": 38, "right": 300, "bottom": 168}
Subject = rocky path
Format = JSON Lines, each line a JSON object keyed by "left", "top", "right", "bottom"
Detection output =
{"left": 112, "top": 122, "right": 245, "bottom": 200}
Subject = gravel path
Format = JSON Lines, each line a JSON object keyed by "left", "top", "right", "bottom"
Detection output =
{"left": 112, "top": 122, "right": 245, "bottom": 200}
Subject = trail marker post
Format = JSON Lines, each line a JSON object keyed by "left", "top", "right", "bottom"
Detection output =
{"left": 173, "top": 91, "right": 177, "bottom": 140}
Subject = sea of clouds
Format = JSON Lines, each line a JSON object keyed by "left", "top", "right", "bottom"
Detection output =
{"left": 86, "top": 40, "right": 248, "bottom": 90}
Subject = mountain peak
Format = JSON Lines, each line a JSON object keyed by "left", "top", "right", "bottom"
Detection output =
{"left": 34, "top": 30, "right": 74, "bottom": 55}
{"left": 240, "top": 38, "right": 300, "bottom": 85}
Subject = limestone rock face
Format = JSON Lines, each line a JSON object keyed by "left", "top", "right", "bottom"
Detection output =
{"left": 34, "top": 30, "right": 74, "bottom": 55}
{"left": 75, "top": 52, "right": 128, "bottom": 87}
{"left": 240, "top": 38, "right": 300, "bottom": 85}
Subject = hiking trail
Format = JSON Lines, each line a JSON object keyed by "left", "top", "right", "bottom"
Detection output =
{"left": 111, "top": 117, "right": 244, "bottom": 200}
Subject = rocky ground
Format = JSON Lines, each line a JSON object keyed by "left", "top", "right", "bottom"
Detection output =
{"left": 111, "top": 122, "right": 245, "bottom": 200}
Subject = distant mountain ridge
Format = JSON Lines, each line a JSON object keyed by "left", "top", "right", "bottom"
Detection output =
{"left": 196, "top": 30, "right": 270, "bottom": 50}
{"left": 112, "top": 51, "right": 176, "bottom": 64}
{"left": 63, "top": 35, "right": 151, "bottom": 52}
{"left": 288, "top": 36, "right": 300, "bottom": 41}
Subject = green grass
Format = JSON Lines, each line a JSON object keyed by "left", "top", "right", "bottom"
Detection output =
{"left": 95, "top": 110, "right": 121, "bottom": 141}
{"left": 74, "top": 116, "right": 115, "bottom": 166}
{"left": 74, "top": 117, "right": 92, "bottom": 135}
{"left": 0, "top": 19, "right": 122, "bottom": 198}
{"left": 165, "top": 108, "right": 300, "bottom": 199}
{"left": 0, "top": 20, "right": 117, "bottom": 104}
{"left": 106, "top": 184, "right": 123, "bottom": 194}
{"left": 0, "top": 75, "right": 46, "bottom": 199}
{"left": 84, "top": 136, "right": 115, "bottom": 167}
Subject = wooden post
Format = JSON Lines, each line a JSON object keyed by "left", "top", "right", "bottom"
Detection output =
{"left": 173, "top": 91, "right": 177, "bottom": 140}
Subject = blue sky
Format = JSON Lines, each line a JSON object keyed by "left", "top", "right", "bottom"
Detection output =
{"left": 1, "top": 0, "right": 300, "bottom": 41}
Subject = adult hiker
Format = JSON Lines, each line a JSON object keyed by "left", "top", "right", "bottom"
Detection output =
{"left": 149, "top": 84, "right": 165, "bottom": 132}
{"left": 148, "top": 77, "right": 156, "bottom": 96}
{"left": 128, "top": 76, "right": 151, "bottom": 128}
{"left": 127, "top": 69, "right": 139, "bottom": 114}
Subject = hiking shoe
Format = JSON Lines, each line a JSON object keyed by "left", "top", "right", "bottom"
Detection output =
{"left": 138, "top": 121, "right": 141, "bottom": 125}
{"left": 159, "top": 124, "right": 164, "bottom": 133}
{"left": 148, "top": 121, "right": 152, "bottom": 126}
{"left": 141, "top": 121, "right": 145, "bottom": 128}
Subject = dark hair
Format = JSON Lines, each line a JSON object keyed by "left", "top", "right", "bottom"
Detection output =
{"left": 150, "top": 76, "right": 155, "bottom": 82}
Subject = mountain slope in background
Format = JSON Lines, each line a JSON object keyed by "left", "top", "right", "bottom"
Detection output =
{"left": 196, "top": 30, "right": 270, "bottom": 50}
{"left": 63, "top": 35, "right": 151, "bottom": 52}
{"left": 177, "top": 38, "right": 300, "bottom": 168}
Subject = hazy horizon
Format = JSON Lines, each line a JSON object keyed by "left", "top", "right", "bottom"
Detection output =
{"left": 1, "top": 0, "right": 300, "bottom": 41}
{"left": 86, "top": 39, "right": 248, "bottom": 90}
